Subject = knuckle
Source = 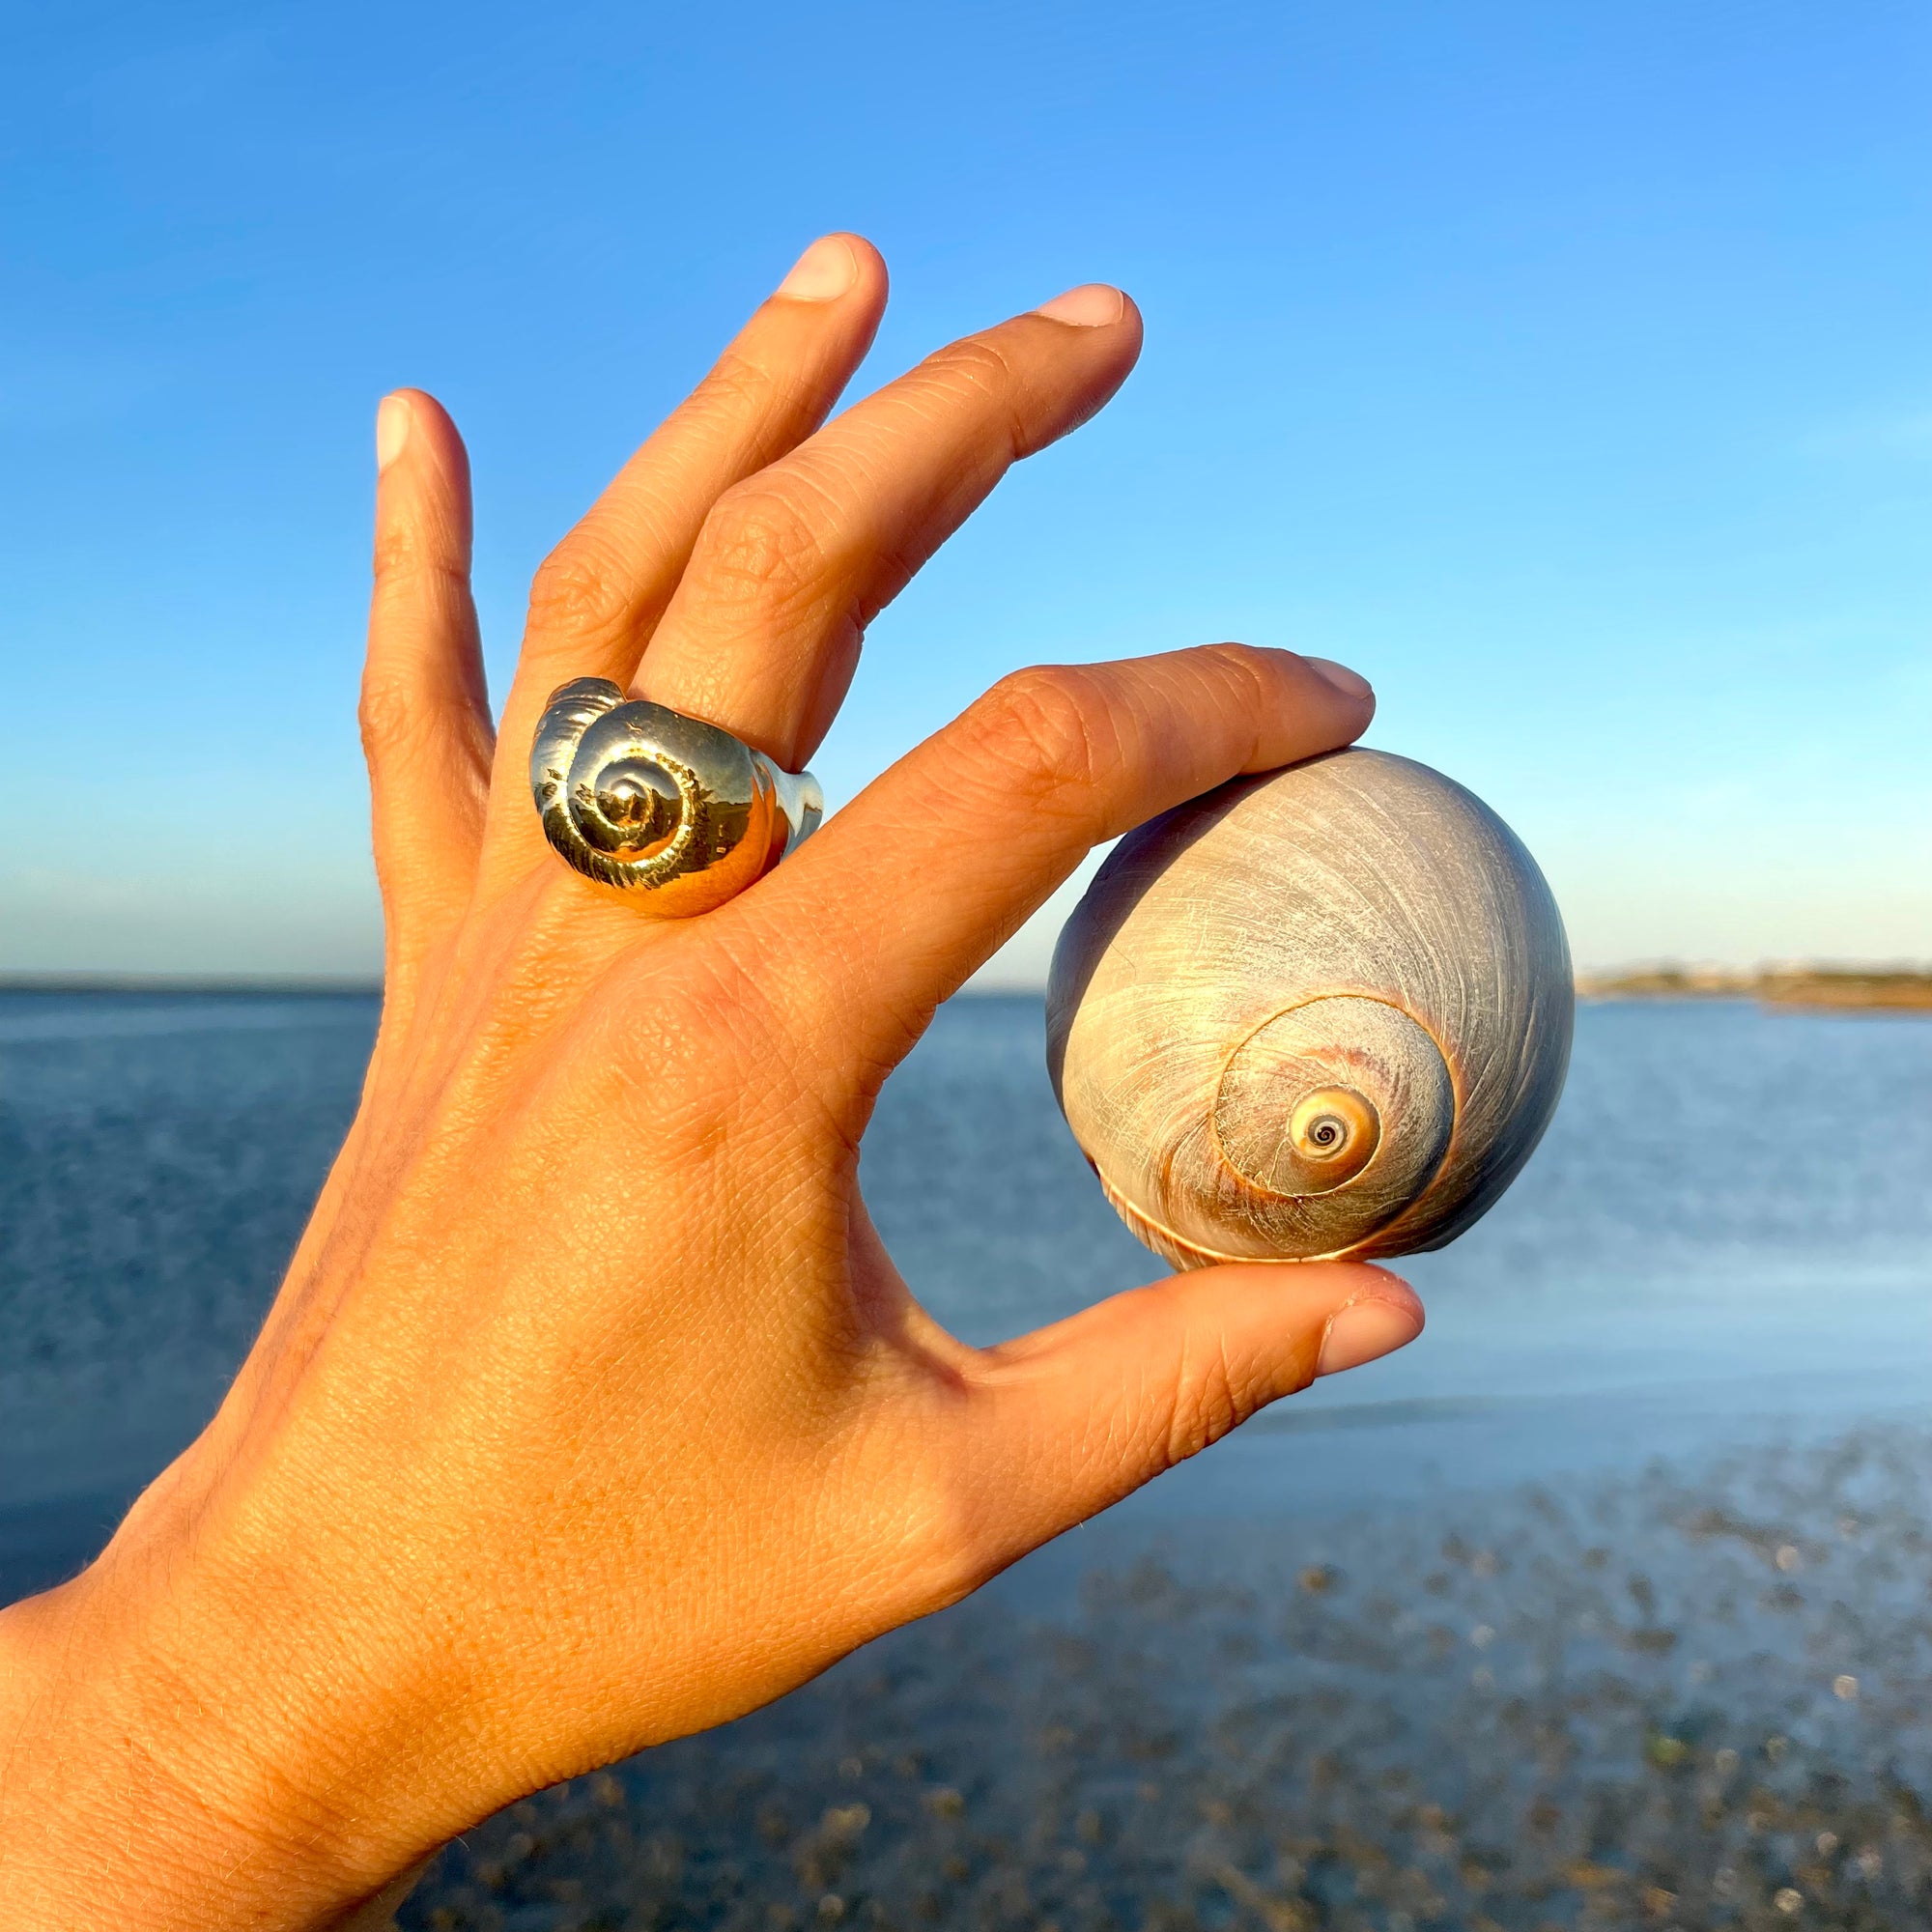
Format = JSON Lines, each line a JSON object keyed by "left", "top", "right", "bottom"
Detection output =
{"left": 690, "top": 346, "right": 777, "bottom": 422}
{"left": 372, "top": 527, "right": 471, "bottom": 626}
{"left": 370, "top": 516, "right": 425, "bottom": 586}
{"left": 1158, "top": 1338, "right": 1251, "bottom": 1467}
{"left": 890, "top": 1438, "right": 1007, "bottom": 1615}
{"left": 1200, "top": 639, "right": 1281, "bottom": 699}
{"left": 1198, "top": 639, "right": 1271, "bottom": 679}
{"left": 971, "top": 666, "right": 1119, "bottom": 803}
{"left": 356, "top": 673, "right": 420, "bottom": 756}
{"left": 914, "top": 1509, "right": 1000, "bottom": 1616}
{"left": 918, "top": 335, "right": 1030, "bottom": 452}
{"left": 372, "top": 518, "right": 469, "bottom": 602}
{"left": 526, "top": 538, "right": 629, "bottom": 643}
{"left": 689, "top": 479, "right": 835, "bottom": 612}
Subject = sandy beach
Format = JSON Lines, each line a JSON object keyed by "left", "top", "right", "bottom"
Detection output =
{"left": 401, "top": 1425, "right": 1932, "bottom": 1932}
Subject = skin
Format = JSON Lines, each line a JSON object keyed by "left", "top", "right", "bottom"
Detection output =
{"left": 0, "top": 235, "right": 1422, "bottom": 1931}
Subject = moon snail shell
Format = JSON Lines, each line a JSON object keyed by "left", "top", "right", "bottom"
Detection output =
{"left": 1046, "top": 749, "right": 1574, "bottom": 1267}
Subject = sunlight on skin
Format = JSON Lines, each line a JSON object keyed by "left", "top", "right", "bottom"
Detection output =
{"left": 0, "top": 237, "right": 1418, "bottom": 1932}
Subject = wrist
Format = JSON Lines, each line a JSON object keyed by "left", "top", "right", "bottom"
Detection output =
{"left": 0, "top": 1521, "right": 422, "bottom": 1931}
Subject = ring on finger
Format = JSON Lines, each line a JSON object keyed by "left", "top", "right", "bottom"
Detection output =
{"left": 530, "top": 678, "right": 823, "bottom": 917}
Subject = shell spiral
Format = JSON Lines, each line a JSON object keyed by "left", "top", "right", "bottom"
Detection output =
{"left": 529, "top": 678, "right": 819, "bottom": 917}
{"left": 1045, "top": 749, "right": 1573, "bottom": 1266}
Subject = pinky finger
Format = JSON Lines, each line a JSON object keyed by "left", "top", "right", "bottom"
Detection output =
{"left": 361, "top": 389, "right": 494, "bottom": 1000}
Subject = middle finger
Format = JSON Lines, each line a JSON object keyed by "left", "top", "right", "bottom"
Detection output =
{"left": 632, "top": 283, "right": 1143, "bottom": 773}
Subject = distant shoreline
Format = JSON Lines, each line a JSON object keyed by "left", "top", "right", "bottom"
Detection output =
{"left": 0, "top": 975, "right": 383, "bottom": 997}
{"left": 1577, "top": 966, "right": 1932, "bottom": 1011}
{"left": 6, "top": 969, "right": 1930, "bottom": 1013}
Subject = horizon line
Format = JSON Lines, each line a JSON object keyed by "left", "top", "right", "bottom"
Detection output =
{"left": 6, "top": 958, "right": 1928, "bottom": 999}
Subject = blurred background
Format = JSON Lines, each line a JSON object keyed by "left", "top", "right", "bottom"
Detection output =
{"left": 6, "top": 9, "right": 1932, "bottom": 1928}
{"left": 3, "top": 0, "right": 1928, "bottom": 980}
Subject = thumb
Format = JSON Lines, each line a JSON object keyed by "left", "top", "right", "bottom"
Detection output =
{"left": 951, "top": 1262, "right": 1423, "bottom": 1571}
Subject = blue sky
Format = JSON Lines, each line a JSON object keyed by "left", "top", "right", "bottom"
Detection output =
{"left": 3, "top": 1, "right": 1928, "bottom": 980}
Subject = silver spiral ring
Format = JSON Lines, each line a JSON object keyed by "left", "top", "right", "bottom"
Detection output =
{"left": 529, "top": 679, "right": 823, "bottom": 917}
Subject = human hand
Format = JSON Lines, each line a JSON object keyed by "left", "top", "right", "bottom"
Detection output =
{"left": 0, "top": 236, "right": 1421, "bottom": 1931}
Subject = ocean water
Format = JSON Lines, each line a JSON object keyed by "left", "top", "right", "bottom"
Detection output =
{"left": 2, "top": 990, "right": 1930, "bottom": 1599}
{"left": 8, "top": 990, "right": 1932, "bottom": 1927}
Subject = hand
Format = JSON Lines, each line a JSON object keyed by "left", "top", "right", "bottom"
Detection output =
{"left": 0, "top": 236, "right": 1420, "bottom": 1931}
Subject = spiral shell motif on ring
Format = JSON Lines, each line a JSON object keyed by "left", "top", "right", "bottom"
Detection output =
{"left": 530, "top": 678, "right": 822, "bottom": 917}
{"left": 1046, "top": 749, "right": 1573, "bottom": 1265}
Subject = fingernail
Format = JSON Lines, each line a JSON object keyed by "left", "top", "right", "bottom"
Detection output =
{"left": 1316, "top": 1297, "right": 1422, "bottom": 1378}
{"left": 1035, "top": 283, "right": 1125, "bottom": 327}
{"left": 1304, "top": 656, "right": 1374, "bottom": 702}
{"left": 376, "top": 393, "right": 412, "bottom": 472}
{"left": 777, "top": 235, "right": 859, "bottom": 301}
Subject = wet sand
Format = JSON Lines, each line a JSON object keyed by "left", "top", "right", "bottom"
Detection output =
{"left": 401, "top": 1424, "right": 1932, "bottom": 1932}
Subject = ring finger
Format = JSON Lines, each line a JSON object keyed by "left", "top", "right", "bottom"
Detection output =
{"left": 631, "top": 282, "right": 1143, "bottom": 775}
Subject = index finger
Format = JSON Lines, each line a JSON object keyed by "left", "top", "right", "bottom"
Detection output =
{"left": 750, "top": 643, "right": 1376, "bottom": 1079}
